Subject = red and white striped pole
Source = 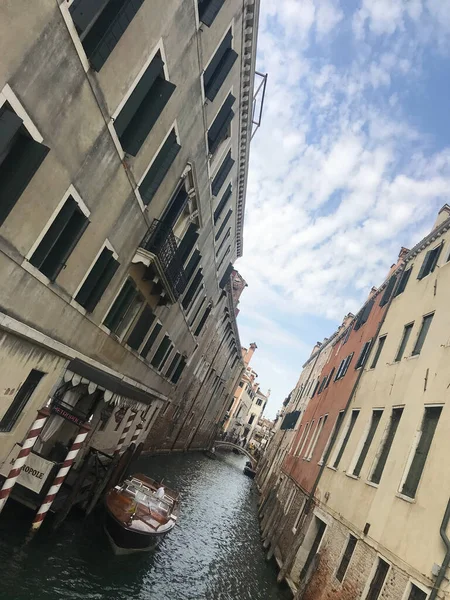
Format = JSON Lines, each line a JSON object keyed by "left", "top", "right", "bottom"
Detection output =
{"left": 130, "top": 415, "right": 144, "bottom": 446}
{"left": 31, "top": 422, "right": 90, "bottom": 531}
{"left": 113, "top": 409, "right": 136, "bottom": 456}
{"left": 0, "top": 407, "right": 50, "bottom": 515}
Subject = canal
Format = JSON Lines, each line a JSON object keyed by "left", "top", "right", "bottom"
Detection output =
{"left": 0, "top": 451, "right": 291, "bottom": 600}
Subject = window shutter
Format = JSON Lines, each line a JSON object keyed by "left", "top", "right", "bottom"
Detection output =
{"left": 429, "top": 242, "right": 443, "bottom": 273}
{"left": 171, "top": 356, "right": 186, "bottom": 383}
{"left": 0, "top": 109, "right": 22, "bottom": 155}
{"left": 151, "top": 335, "right": 171, "bottom": 368}
{"left": 69, "top": 0, "right": 108, "bottom": 34}
{"left": 205, "top": 49, "right": 238, "bottom": 101}
{"left": 30, "top": 198, "right": 78, "bottom": 270}
{"left": 114, "top": 53, "right": 165, "bottom": 138}
{"left": 0, "top": 137, "right": 50, "bottom": 227}
{"left": 204, "top": 31, "right": 232, "bottom": 89}
{"left": 50, "top": 212, "right": 90, "bottom": 281}
{"left": 162, "top": 186, "right": 189, "bottom": 230}
{"left": 211, "top": 151, "right": 234, "bottom": 196}
{"left": 379, "top": 275, "right": 397, "bottom": 306}
{"left": 141, "top": 322, "right": 162, "bottom": 358}
{"left": 76, "top": 248, "right": 118, "bottom": 311}
{"left": 166, "top": 352, "right": 181, "bottom": 378}
{"left": 208, "top": 94, "right": 235, "bottom": 139}
{"left": 184, "top": 249, "right": 201, "bottom": 282}
{"left": 394, "top": 267, "right": 412, "bottom": 297}
{"left": 198, "top": 0, "right": 226, "bottom": 27}
{"left": 88, "top": 0, "right": 146, "bottom": 71}
{"left": 0, "top": 370, "right": 45, "bottom": 432}
{"left": 103, "top": 278, "right": 137, "bottom": 331}
{"left": 417, "top": 250, "right": 431, "bottom": 280}
{"left": 219, "top": 262, "right": 234, "bottom": 289}
{"left": 215, "top": 208, "right": 232, "bottom": 241}
{"left": 120, "top": 78, "right": 176, "bottom": 156}
{"left": 214, "top": 184, "right": 232, "bottom": 223}
{"left": 194, "top": 305, "right": 211, "bottom": 336}
{"left": 182, "top": 269, "right": 203, "bottom": 308}
{"left": 139, "top": 130, "right": 181, "bottom": 206}
{"left": 176, "top": 223, "right": 199, "bottom": 265}
{"left": 354, "top": 299, "right": 374, "bottom": 330}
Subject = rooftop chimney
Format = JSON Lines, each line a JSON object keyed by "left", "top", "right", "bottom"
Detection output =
{"left": 432, "top": 204, "right": 450, "bottom": 231}
{"left": 243, "top": 342, "right": 257, "bottom": 366}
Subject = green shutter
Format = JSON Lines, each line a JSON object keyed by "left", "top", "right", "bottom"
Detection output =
{"left": 215, "top": 208, "right": 232, "bottom": 241}
{"left": 0, "top": 109, "right": 22, "bottom": 155}
{"left": 139, "top": 130, "right": 181, "bottom": 206}
{"left": 141, "top": 322, "right": 162, "bottom": 358}
{"left": 166, "top": 352, "right": 181, "bottom": 378}
{"left": 127, "top": 305, "right": 155, "bottom": 350}
{"left": 182, "top": 269, "right": 203, "bottom": 309}
{"left": 205, "top": 49, "right": 238, "bottom": 101}
{"left": 69, "top": 0, "right": 109, "bottom": 34}
{"left": 214, "top": 184, "right": 232, "bottom": 223}
{"left": 76, "top": 248, "right": 119, "bottom": 311}
{"left": 394, "top": 267, "right": 412, "bottom": 297}
{"left": 176, "top": 224, "right": 199, "bottom": 265}
{"left": 171, "top": 356, "right": 186, "bottom": 384}
{"left": 379, "top": 275, "right": 397, "bottom": 306}
{"left": 204, "top": 30, "right": 232, "bottom": 89}
{"left": 194, "top": 305, "right": 211, "bottom": 336}
{"left": 151, "top": 335, "right": 171, "bottom": 368}
{"left": 219, "top": 262, "right": 233, "bottom": 289}
{"left": 211, "top": 151, "right": 234, "bottom": 196}
{"left": 198, "top": 0, "right": 226, "bottom": 27}
{"left": 103, "top": 278, "right": 137, "bottom": 331}
{"left": 161, "top": 186, "right": 189, "bottom": 230}
{"left": 417, "top": 250, "right": 432, "bottom": 280}
{"left": 184, "top": 250, "right": 201, "bottom": 282}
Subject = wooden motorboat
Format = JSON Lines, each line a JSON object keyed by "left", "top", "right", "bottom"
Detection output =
{"left": 105, "top": 473, "right": 180, "bottom": 555}
{"left": 243, "top": 460, "right": 256, "bottom": 479}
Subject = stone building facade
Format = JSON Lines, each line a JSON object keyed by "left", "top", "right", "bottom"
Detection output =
{"left": 0, "top": 0, "right": 260, "bottom": 503}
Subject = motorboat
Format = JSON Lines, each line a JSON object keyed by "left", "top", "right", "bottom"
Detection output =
{"left": 104, "top": 473, "right": 180, "bottom": 554}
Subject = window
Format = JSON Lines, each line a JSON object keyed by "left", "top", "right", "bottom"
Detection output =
{"left": 166, "top": 352, "right": 181, "bottom": 379}
{"left": 292, "top": 499, "right": 305, "bottom": 534}
{"left": 395, "top": 323, "right": 414, "bottom": 362}
{"left": 325, "top": 368, "right": 335, "bottom": 388}
{"left": 0, "top": 103, "right": 49, "bottom": 227}
{"left": 379, "top": 275, "right": 397, "bottom": 307}
{"left": 215, "top": 209, "right": 233, "bottom": 242}
{"left": 248, "top": 414, "right": 255, "bottom": 425}
{"left": 238, "top": 381, "right": 244, "bottom": 388}
{"left": 336, "top": 535, "right": 357, "bottom": 583}
{"left": 211, "top": 150, "right": 235, "bottom": 196}
{"left": 306, "top": 415, "right": 328, "bottom": 460}
{"left": 407, "top": 584, "right": 428, "bottom": 600}
{"left": 411, "top": 314, "right": 434, "bottom": 356}
{"left": 113, "top": 51, "right": 175, "bottom": 156}
{"left": 125, "top": 305, "right": 155, "bottom": 350}
{"left": 182, "top": 269, "right": 203, "bottom": 309}
{"left": 184, "top": 250, "right": 202, "bottom": 283}
{"left": 171, "top": 356, "right": 187, "bottom": 384}
{"left": 138, "top": 129, "right": 181, "bottom": 206}
{"left": 300, "top": 517, "right": 327, "bottom": 580}
{"left": 151, "top": 335, "right": 172, "bottom": 369}
{"left": 333, "top": 410, "right": 359, "bottom": 469}
{"left": 417, "top": 243, "right": 443, "bottom": 280}
{"left": 365, "top": 558, "right": 389, "bottom": 600}
{"left": 320, "top": 411, "right": 344, "bottom": 464}
{"left": 0, "top": 370, "right": 45, "bottom": 432}
{"left": 370, "top": 407, "right": 403, "bottom": 484}
{"left": 297, "top": 422, "right": 312, "bottom": 457}
{"left": 75, "top": 246, "right": 119, "bottom": 312}
{"left": 69, "top": 0, "right": 145, "bottom": 71}
{"left": 214, "top": 184, "right": 232, "bottom": 224}
{"left": 335, "top": 354, "right": 354, "bottom": 381}
{"left": 29, "top": 195, "right": 89, "bottom": 281}
{"left": 311, "top": 378, "right": 320, "bottom": 398}
{"left": 401, "top": 406, "right": 442, "bottom": 499}
{"left": 141, "top": 322, "right": 162, "bottom": 358}
{"left": 355, "top": 340, "right": 372, "bottom": 369}
{"left": 104, "top": 278, "right": 143, "bottom": 335}
{"left": 317, "top": 376, "right": 328, "bottom": 395}
{"left": 208, "top": 94, "right": 235, "bottom": 155}
{"left": 256, "top": 398, "right": 263, "bottom": 406}
{"left": 204, "top": 30, "right": 238, "bottom": 101}
{"left": 352, "top": 410, "right": 383, "bottom": 477}
{"left": 354, "top": 299, "right": 374, "bottom": 331}
{"left": 198, "top": 0, "right": 225, "bottom": 27}
{"left": 393, "top": 267, "right": 412, "bottom": 297}
{"left": 370, "top": 336, "right": 386, "bottom": 369}
{"left": 194, "top": 305, "right": 212, "bottom": 337}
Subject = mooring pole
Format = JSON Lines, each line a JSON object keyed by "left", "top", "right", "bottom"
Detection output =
{"left": 113, "top": 409, "right": 137, "bottom": 456}
{"left": 0, "top": 407, "right": 51, "bottom": 515}
{"left": 31, "top": 422, "right": 90, "bottom": 531}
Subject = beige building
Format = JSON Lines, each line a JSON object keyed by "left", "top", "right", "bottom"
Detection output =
{"left": 0, "top": 0, "right": 260, "bottom": 506}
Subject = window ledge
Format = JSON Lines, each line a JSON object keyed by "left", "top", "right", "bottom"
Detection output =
{"left": 395, "top": 492, "right": 416, "bottom": 504}
{"left": 365, "top": 480, "right": 379, "bottom": 489}
{"left": 405, "top": 354, "right": 420, "bottom": 361}
{"left": 327, "top": 465, "right": 337, "bottom": 472}
{"left": 345, "top": 473, "right": 359, "bottom": 481}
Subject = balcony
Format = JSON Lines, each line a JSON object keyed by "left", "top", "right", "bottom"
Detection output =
{"left": 132, "top": 219, "right": 188, "bottom": 304}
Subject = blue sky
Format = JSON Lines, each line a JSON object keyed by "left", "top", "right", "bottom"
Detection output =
{"left": 235, "top": 0, "right": 450, "bottom": 419}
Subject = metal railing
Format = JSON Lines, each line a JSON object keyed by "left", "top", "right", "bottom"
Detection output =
{"left": 141, "top": 219, "right": 188, "bottom": 300}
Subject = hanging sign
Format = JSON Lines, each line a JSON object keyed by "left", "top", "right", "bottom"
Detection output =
{"left": 0, "top": 445, "right": 55, "bottom": 493}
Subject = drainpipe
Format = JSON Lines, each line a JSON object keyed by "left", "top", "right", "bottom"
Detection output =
{"left": 429, "top": 498, "right": 450, "bottom": 600}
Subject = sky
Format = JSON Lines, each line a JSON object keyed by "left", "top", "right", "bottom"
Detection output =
{"left": 235, "top": 0, "right": 450, "bottom": 420}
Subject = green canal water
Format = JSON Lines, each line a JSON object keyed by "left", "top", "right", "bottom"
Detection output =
{"left": 0, "top": 451, "right": 291, "bottom": 600}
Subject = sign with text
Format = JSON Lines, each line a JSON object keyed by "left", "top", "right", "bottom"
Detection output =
{"left": 0, "top": 445, "right": 55, "bottom": 493}
{"left": 51, "top": 400, "right": 85, "bottom": 427}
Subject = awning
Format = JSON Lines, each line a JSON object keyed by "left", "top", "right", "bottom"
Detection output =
{"left": 64, "top": 358, "right": 158, "bottom": 409}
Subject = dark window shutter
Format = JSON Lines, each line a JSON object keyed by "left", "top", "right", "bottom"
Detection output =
{"left": 205, "top": 49, "right": 238, "bottom": 101}
{"left": 139, "top": 130, "right": 181, "bottom": 206}
{"left": 379, "top": 275, "right": 397, "bottom": 306}
{"left": 219, "top": 262, "right": 233, "bottom": 289}
{"left": 429, "top": 242, "right": 443, "bottom": 273}
{"left": 69, "top": 0, "right": 109, "bottom": 34}
{"left": 120, "top": 78, "right": 176, "bottom": 156}
{"left": 417, "top": 250, "right": 432, "bottom": 280}
{"left": 198, "top": 0, "right": 226, "bottom": 27}
{"left": 114, "top": 52, "right": 164, "bottom": 138}
{"left": 394, "top": 267, "right": 412, "bottom": 297}
{"left": 0, "top": 136, "right": 50, "bottom": 227}
{"left": 354, "top": 299, "right": 374, "bottom": 330}
{"left": 141, "top": 322, "right": 162, "bottom": 358}
{"left": 208, "top": 94, "right": 235, "bottom": 139}
{"left": 76, "top": 248, "right": 119, "bottom": 312}
{"left": 162, "top": 186, "right": 189, "bottom": 230}
{"left": 103, "top": 278, "right": 137, "bottom": 331}
{"left": 194, "top": 305, "right": 211, "bottom": 336}
{"left": 127, "top": 305, "right": 155, "bottom": 350}
{"left": 171, "top": 356, "right": 186, "bottom": 384}
{"left": 215, "top": 208, "right": 232, "bottom": 241}
{"left": 88, "top": 0, "right": 146, "bottom": 71}
{"left": 184, "top": 249, "right": 201, "bottom": 282}
{"left": 211, "top": 151, "right": 234, "bottom": 196}
{"left": 182, "top": 269, "right": 203, "bottom": 309}
{"left": 214, "top": 184, "right": 232, "bottom": 223}
{"left": 159, "top": 342, "right": 174, "bottom": 372}
{"left": 30, "top": 197, "right": 78, "bottom": 271}
{"left": 0, "top": 110, "right": 22, "bottom": 156}
{"left": 166, "top": 352, "right": 181, "bottom": 378}
{"left": 176, "top": 223, "right": 199, "bottom": 265}
{"left": 151, "top": 334, "right": 171, "bottom": 368}
{"left": 204, "top": 31, "right": 232, "bottom": 89}
{"left": 0, "top": 370, "right": 45, "bottom": 432}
